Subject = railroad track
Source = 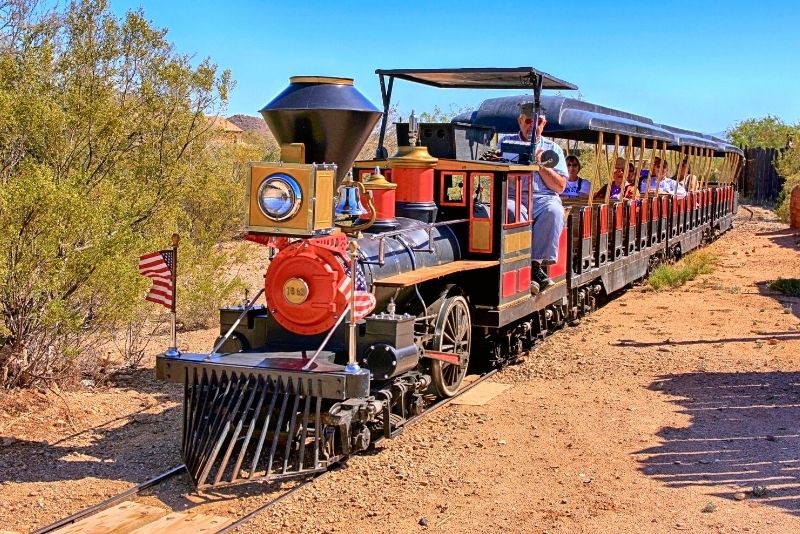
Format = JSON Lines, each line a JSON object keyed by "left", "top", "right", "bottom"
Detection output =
{"left": 31, "top": 465, "right": 186, "bottom": 534}
{"left": 34, "top": 369, "right": 499, "bottom": 534}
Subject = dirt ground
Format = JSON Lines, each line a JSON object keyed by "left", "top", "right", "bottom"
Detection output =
{"left": 0, "top": 205, "right": 798, "bottom": 533}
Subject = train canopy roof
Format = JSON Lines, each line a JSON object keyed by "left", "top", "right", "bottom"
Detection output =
{"left": 372, "top": 67, "right": 577, "bottom": 158}
{"left": 705, "top": 134, "right": 746, "bottom": 157}
{"left": 374, "top": 67, "right": 578, "bottom": 90}
{"left": 656, "top": 124, "right": 720, "bottom": 151}
{"left": 453, "top": 95, "right": 674, "bottom": 146}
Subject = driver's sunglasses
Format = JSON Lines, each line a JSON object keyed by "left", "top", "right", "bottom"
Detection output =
{"left": 523, "top": 116, "right": 546, "bottom": 125}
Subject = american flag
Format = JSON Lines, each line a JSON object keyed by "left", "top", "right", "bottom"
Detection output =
{"left": 138, "top": 250, "right": 175, "bottom": 310}
{"left": 338, "top": 263, "right": 376, "bottom": 321}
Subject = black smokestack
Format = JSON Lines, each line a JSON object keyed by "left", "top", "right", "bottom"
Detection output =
{"left": 260, "top": 76, "right": 381, "bottom": 185}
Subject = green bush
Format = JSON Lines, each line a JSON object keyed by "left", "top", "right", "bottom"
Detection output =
{"left": 0, "top": 0, "right": 260, "bottom": 387}
{"left": 648, "top": 252, "right": 717, "bottom": 290}
{"left": 774, "top": 173, "right": 800, "bottom": 223}
{"left": 768, "top": 278, "right": 800, "bottom": 297}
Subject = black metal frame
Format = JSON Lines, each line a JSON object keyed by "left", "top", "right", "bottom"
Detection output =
{"left": 375, "top": 67, "right": 577, "bottom": 160}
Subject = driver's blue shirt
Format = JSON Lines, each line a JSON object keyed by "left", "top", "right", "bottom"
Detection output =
{"left": 498, "top": 134, "right": 568, "bottom": 196}
{"left": 498, "top": 134, "right": 567, "bottom": 263}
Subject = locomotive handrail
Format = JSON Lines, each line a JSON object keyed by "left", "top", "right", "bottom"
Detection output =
{"left": 301, "top": 301, "right": 351, "bottom": 371}
{"left": 367, "top": 218, "right": 469, "bottom": 266}
{"left": 206, "top": 288, "right": 265, "bottom": 360}
{"left": 367, "top": 218, "right": 470, "bottom": 240}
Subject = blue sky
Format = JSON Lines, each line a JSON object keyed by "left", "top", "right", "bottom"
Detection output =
{"left": 110, "top": 0, "right": 800, "bottom": 135}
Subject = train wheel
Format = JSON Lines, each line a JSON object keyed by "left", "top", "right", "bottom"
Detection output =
{"left": 430, "top": 296, "right": 471, "bottom": 397}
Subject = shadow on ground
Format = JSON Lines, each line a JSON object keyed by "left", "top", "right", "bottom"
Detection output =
{"left": 638, "top": 372, "right": 800, "bottom": 515}
{"left": 615, "top": 331, "right": 800, "bottom": 347}
{"left": 756, "top": 280, "right": 800, "bottom": 319}
{"left": 0, "top": 367, "right": 308, "bottom": 515}
{"left": 0, "top": 369, "right": 183, "bottom": 486}
{"left": 755, "top": 227, "right": 800, "bottom": 253}
{"left": 0, "top": 368, "right": 182, "bottom": 488}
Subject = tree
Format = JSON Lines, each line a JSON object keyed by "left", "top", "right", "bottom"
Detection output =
{"left": 726, "top": 116, "right": 798, "bottom": 149}
{"left": 727, "top": 115, "right": 800, "bottom": 221}
{"left": 0, "top": 0, "right": 248, "bottom": 387}
{"left": 418, "top": 104, "right": 472, "bottom": 124}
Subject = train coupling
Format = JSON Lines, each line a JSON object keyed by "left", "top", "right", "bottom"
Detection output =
{"left": 324, "top": 398, "right": 383, "bottom": 455}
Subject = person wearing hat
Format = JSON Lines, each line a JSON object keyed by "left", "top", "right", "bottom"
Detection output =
{"left": 498, "top": 102, "right": 568, "bottom": 293}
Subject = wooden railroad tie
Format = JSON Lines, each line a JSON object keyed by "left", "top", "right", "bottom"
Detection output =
{"left": 54, "top": 501, "right": 231, "bottom": 534}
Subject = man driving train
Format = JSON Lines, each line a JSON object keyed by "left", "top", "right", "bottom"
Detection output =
{"left": 498, "top": 103, "right": 567, "bottom": 293}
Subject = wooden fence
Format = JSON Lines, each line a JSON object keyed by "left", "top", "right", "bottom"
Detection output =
{"left": 739, "top": 147, "right": 784, "bottom": 204}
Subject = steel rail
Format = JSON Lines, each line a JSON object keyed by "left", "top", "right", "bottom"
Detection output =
{"left": 33, "top": 370, "right": 500, "bottom": 534}
{"left": 31, "top": 464, "right": 186, "bottom": 534}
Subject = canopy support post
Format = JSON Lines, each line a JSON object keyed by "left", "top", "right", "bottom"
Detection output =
{"left": 529, "top": 74, "right": 544, "bottom": 162}
{"left": 376, "top": 74, "right": 394, "bottom": 160}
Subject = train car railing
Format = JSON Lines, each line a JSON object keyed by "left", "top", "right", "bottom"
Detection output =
{"left": 625, "top": 200, "right": 637, "bottom": 255}
{"left": 659, "top": 196, "right": 668, "bottom": 242}
{"left": 611, "top": 202, "right": 625, "bottom": 261}
{"left": 649, "top": 197, "right": 659, "bottom": 245}
{"left": 579, "top": 206, "right": 593, "bottom": 273}
{"left": 670, "top": 196, "right": 679, "bottom": 238}
{"left": 595, "top": 204, "right": 610, "bottom": 266}
{"left": 639, "top": 199, "right": 649, "bottom": 250}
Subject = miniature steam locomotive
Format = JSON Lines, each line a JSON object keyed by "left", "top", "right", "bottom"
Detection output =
{"left": 155, "top": 68, "right": 742, "bottom": 488}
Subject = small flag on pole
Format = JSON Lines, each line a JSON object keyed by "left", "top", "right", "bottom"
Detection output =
{"left": 338, "top": 264, "right": 376, "bottom": 320}
{"left": 139, "top": 250, "right": 175, "bottom": 309}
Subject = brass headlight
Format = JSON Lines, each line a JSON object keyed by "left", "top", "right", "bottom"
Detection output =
{"left": 257, "top": 173, "right": 302, "bottom": 221}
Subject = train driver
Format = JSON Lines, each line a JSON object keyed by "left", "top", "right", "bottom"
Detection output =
{"left": 498, "top": 103, "right": 567, "bottom": 292}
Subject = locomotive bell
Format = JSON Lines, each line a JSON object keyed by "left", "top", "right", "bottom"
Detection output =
{"left": 334, "top": 173, "right": 375, "bottom": 232}
{"left": 335, "top": 180, "right": 368, "bottom": 220}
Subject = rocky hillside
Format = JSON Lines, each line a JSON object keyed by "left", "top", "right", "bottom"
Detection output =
{"left": 227, "top": 114, "right": 269, "bottom": 135}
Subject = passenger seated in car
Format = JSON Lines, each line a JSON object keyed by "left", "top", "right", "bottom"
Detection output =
{"left": 497, "top": 103, "right": 567, "bottom": 294}
{"left": 624, "top": 162, "right": 638, "bottom": 199}
{"left": 675, "top": 160, "right": 690, "bottom": 199}
{"left": 561, "top": 156, "right": 591, "bottom": 199}
{"left": 594, "top": 157, "right": 634, "bottom": 201}
{"left": 656, "top": 159, "right": 691, "bottom": 199}
{"left": 685, "top": 173, "right": 699, "bottom": 192}
{"left": 639, "top": 157, "right": 662, "bottom": 195}
{"left": 656, "top": 160, "right": 682, "bottom": 197}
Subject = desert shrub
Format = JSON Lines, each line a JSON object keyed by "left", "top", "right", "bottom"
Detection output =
{"left": 111, "top": 306, "right": 164, "bottom": 370}
{"left": 648, "top": 252, "right": 717, "bottom": 290}
{"left": 0, "top": 0, "right": 258, "bottom": 386}
{"left": 773, "top": 173, "right": 800, "bottom": 223}
{"left": 357, "top": 105, "right": 399, "bottom": 161}
{"left": 418, "top": 104, "right": 472, "bottom": 124}
{"left": 768, "top": 278, "right": 800, "bottom": 297}
{"left": 727, "top": 115, "right": 800, "bottom": 218}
